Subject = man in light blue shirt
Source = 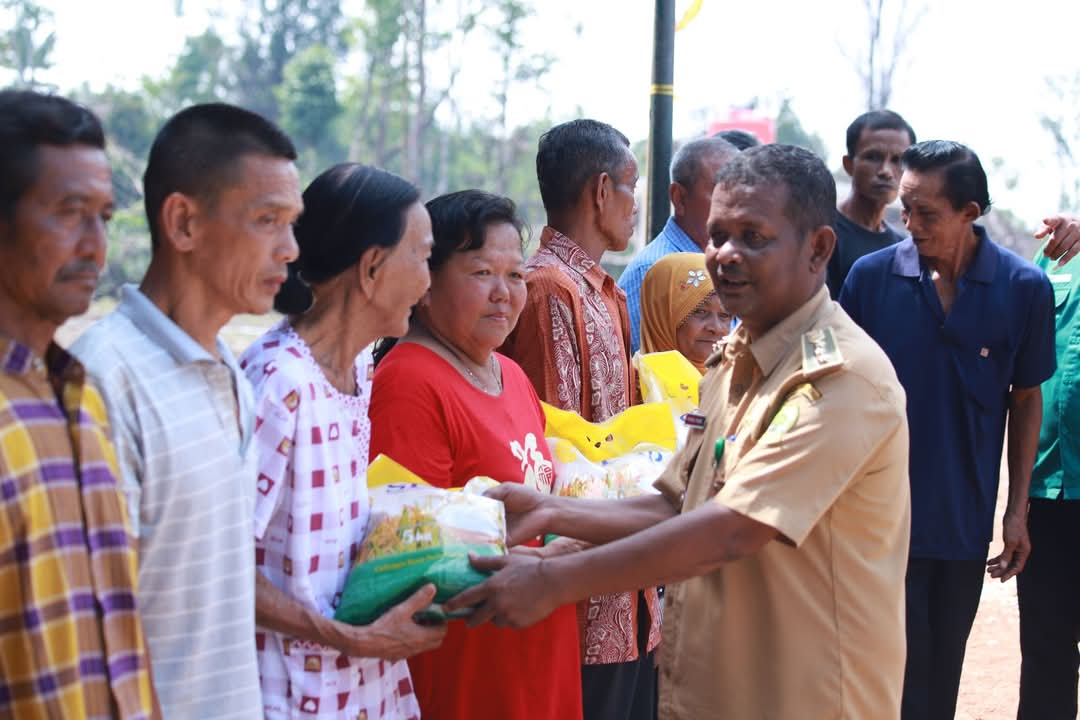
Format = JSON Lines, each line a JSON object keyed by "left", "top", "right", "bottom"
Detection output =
{"left": 619, "top": 136, "right": 738, "bottom": 352}
{"left": 72, "top": 103, "right": 304, "bottom": 720}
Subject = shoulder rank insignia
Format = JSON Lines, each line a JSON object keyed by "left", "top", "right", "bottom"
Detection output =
{"left": 801, "top": 327, "right": 844, "bottom": 376}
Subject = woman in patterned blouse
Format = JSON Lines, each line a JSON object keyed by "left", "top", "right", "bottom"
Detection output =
{"left": 241, "top": 163, "right": 447, "bottom": 720}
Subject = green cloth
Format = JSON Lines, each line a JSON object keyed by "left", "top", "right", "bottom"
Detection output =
{"left": 1031, "top": 250, "right": 1080, "bottom": 499}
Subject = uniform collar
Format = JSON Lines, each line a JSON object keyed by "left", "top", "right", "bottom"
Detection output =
{"left": 743, "top": 285, "right": 831, "bottom": 379}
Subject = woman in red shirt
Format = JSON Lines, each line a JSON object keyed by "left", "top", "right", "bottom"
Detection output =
{"left": 369, "top": 190, "right": 582, "bottom": 720}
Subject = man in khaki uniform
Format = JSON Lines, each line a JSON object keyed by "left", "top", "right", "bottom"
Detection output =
{"left": 448, "top": 144, "right": 912, "bottom": 719}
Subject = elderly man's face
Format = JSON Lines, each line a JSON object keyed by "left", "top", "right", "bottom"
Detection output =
{"left": 899, "top": 168, "right": 979, "bottom": 263}
{"left": 0, "top": 144, "right": 112, "bottom": 329}
{"left": 184, "top": 154, "right": 303, "bottom": 317}
{"left": 599, "top": 150, "right": 639, "bottom": 253}
{"left": 704, "top": 181, "right": 824, "bottom": 339}
{"left": 675, "top": 152, "right": 733, "bottom": 250}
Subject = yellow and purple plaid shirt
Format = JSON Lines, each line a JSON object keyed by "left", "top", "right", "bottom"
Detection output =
{"left": 0, "top": 337, "right": 156, "bottom": 719}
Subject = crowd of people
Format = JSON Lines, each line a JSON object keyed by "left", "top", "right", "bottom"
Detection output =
{"left": 1, "top": 85, "right": 1078, "bottom": 720}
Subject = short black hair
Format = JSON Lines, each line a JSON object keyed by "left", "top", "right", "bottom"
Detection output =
{"left": 143, "top": 103, "right": 297, "bottom": 251}
{"left": 0, "top": 89, "right": 105, "bottom": 219}
{"left": 670, "top": 136, "right": 738, "bottom": 188}
{"left": 274, "top": 163, "right": 420, "bottom": 315}
{"left": 425, "top": 189, "right": 525, "bottom": 273}
{"left": 845, "top": 109, "right": 916, "bottom": 157}
{"left": 372, "top": 189, "right": 524, "bottom": 367}
{"left": 536, "top": 119, "right": 631, "bottom": 214}
{"left": 712, "top": 128, "right": 761, "bottom": 151}
{"left": 715, "top": 144, "right": 837, "bottom": 237}
{"left": 902, "top": 140, "right": 991, "bottom": 215}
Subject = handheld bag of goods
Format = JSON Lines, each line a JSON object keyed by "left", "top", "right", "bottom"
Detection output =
{"left": 333, "top": 455, "right": 506, "bottom": 625}
{"left": 542, "top": 401, "right": 677, "bottom": 500}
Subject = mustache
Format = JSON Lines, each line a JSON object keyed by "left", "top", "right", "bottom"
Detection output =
{"left": 56, "top": 260, "right": 102, "bottom": 280}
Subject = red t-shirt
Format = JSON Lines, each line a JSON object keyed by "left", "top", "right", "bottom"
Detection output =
{"left": 369, "top": 342, "right": 582, "bottom": 720}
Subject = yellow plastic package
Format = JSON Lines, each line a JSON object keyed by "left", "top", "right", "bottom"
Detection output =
{"left": 541, "top": 401, "right": 676, "bottom": 501}
{"left": 635, "top": 350, "right": 702, "bottom": 413}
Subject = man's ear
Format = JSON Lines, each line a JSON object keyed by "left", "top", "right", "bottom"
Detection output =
{"left": 594, "top": 173, "right": 611, "bottom": 212}
{"left": 807, "top": 224, "right": 837, "bottom": 272}
{"left": 841, "top": 155, "right": 854, "bottom": 177}
{"left": 670, "top": 182, "right": 686, "bottom": 216}
{"left": 159, "top": 192, "right": 199, "bottom": 252}
{"left": 960, "top": 200, "right": 982, "bottom": 224}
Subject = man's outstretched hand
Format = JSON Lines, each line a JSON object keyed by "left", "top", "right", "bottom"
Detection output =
{"left": 443, "top": 549, "right": 564, "bottom": 629}
{"left": 484, "top": 483, "right": 553, "bottom": 547}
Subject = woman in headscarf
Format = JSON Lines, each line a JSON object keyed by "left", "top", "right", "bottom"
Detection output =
{"left": 640, "top": 252, "right": 732, "bottom": 373}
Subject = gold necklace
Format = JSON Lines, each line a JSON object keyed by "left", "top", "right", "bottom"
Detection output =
{"left": 423, "top": 325, "right": 502, "bottom": 394}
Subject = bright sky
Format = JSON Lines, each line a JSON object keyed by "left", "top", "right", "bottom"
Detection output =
{"left": 26, "top": 0, "right": 1080, "bottom": 226}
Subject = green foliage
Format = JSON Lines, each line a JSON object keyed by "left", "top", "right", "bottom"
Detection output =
{"left": 774, "top": 97, "right": 828, "bottom": 161}
{"left": 158, "top": 29, "right": 232, "bottom": 111}
{"left": 234, "top": 0, "right": 348, "bottom": 121}
{"left": 99, "top": 207, "right": 152, "bottom": 299}
{"left": 0, "top": 0, "right": 55, "bottom": 88}
{"left": 45, "top": 0, "right": 558, "bottom": 254}
{"left": 276, "top": 44, "right": 342, "bottom": 175}
{"left": 97, "top": 87, "right": 157, "bottom": 159}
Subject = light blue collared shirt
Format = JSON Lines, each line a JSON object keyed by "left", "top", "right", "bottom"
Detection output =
{"left": 618, "top": 217, "right": 701, "bottom": 353}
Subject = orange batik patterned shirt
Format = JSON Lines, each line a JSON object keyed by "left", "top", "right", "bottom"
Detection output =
{"left": 501, "top": 227, "right": 662, "bottom": 664}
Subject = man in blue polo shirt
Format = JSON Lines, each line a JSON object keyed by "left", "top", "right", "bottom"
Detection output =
{"left": 619, "top": 135, "right": 738, "bottom": 352}
{"left": 839, "top": 140, "right": 1056, "bottom": 720}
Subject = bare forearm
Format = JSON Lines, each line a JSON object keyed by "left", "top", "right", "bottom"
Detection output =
{"left": 1006, "top": 387, "right": 1042, "bottom": 514}
{"left": 255, "top": 572, "right": 382, "bottom": 658}
{"left": 543, "top": 493, "right": 678, "bottom": 545}
{"left": 543, "top": 502, "right": 775, "bottom": 605}
{"left": 256, "top": 572, "right": 339, "bottom": 645}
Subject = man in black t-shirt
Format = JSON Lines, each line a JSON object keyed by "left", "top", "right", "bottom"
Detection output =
{"left": 827, "top": 110, "right": 916, "bottom": 297}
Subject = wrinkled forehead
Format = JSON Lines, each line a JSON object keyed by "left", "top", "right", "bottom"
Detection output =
{"left": 30, "top": 144, "right": 113, "bottom": 199}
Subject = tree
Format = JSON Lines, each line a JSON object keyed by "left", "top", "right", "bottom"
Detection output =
{"left": 161, "top": 29, "right": 232, "bottom": 109}
{"left": 234, "top": 0, "right": 347, "bottom": 121}
{"left": 0, "top": 0, "right": 55, "bottom": 88}
{"left": 840, "top": 0, "right": 926, "bottom": 111}
{"left": 276, "top": 44, "right": 342, "bottom": 176}
{"left": 488, "top": 0, "right": 552, "bottom": 192}
{"left": 775, "top": 97, "right": 828, "bottom": 160}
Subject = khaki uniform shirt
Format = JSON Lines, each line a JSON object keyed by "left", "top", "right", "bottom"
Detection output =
{"left": 655, "top": 286, "right": 911, "bottom": 720}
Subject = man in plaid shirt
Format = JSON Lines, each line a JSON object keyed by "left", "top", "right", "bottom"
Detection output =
{"left": 0, "top": 90, "right": 158, "bottom": 719}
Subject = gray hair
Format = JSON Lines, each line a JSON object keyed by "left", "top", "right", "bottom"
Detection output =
{"left": 670, "top": 136, "right": 738, "bottom": 189}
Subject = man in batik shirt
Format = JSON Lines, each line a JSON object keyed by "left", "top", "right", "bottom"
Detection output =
{"left": 501, "top": 118, "right": 661, "bottom": 720}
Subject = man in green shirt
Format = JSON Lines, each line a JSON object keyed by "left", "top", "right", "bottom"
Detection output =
{"left": 1021, "top": 213, "right": 1080, "bottom": 719}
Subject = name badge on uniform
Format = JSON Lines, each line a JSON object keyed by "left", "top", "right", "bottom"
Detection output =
{"left": 681, "top": 412, "right": 707, "bottom": 429}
